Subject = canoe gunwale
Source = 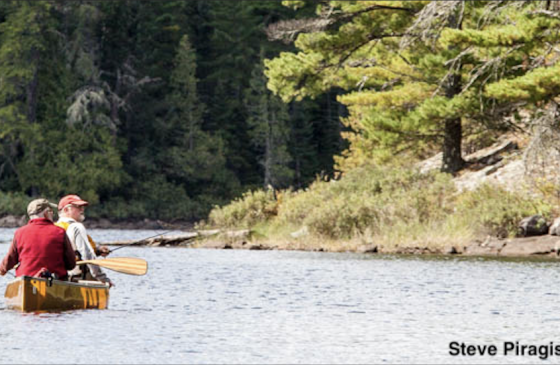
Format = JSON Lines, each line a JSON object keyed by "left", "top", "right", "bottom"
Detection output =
{"left": 9, "top": 275, "right": 110, "bottom": 288}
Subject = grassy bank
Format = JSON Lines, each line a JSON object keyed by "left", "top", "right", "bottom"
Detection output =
{"left": 203, "top": 164, "right": 555, "bottom": 252}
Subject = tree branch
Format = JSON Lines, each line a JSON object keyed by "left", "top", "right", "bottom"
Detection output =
{"left": 266, "top": 4, "right": 416, "bottom": 43}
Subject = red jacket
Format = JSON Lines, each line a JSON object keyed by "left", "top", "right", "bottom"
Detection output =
{"left": 0, "top": 218, "right": 76, "bottom": 279}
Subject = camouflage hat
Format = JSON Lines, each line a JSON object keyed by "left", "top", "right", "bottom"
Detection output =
{"left": 27, "top": 199, "right": 57, "bottom": 216}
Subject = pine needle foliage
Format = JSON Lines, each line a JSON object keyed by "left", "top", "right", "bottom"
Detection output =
{"left": 265, "top": 1, "right": 560, "bottom": 173}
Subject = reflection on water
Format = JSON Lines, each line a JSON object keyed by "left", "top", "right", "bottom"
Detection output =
{"left": 0, "top": 229, "right": 559, "bottom": 363}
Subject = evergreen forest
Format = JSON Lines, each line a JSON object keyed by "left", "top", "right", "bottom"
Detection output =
{"left": 0, "top": 0, "right": 346, "bottom": 220}
{"left": 3, "top": 0, "right": 560, "bottom": 233}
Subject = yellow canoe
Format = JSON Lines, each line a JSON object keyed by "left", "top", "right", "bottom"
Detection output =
{"left": 4, "top": 276, "right": 110, "bottom": 312}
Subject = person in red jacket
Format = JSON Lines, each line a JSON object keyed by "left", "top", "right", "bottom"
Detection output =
{"left": 0, "top": 198, "right": 76, "bottom": 279}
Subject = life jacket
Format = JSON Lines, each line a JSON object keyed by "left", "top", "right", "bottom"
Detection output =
{"left": 55, "top": 221, "right": 98, "bottom": 253}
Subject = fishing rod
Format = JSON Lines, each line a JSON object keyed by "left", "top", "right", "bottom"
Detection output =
{"left": 108, "top": 230, "right": 178, "bottom": 253}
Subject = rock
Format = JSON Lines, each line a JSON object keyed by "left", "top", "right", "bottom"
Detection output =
{"left": 197, "top": 241, "right": 227, "bottom": 249}
{"left": 417, "top": 152, "right": 443, "bottom": 174}
{"left": 358, "top": 244, "right": 378, "bottom": 253}
{"left": 463, "top": 244, "right": 500, "bottom": 256}
{"left": 549, "top": 218, "right": 560, "bottom": 236}
{"left": 499, "top": 236, "right": 559, "bottom": 256}
{"left": 0, "top": 215, "right": 26, "bottom": 228}
{"left": 467, "top": 140, "right": 518, "bottom": 165}
{"left": 443, "top": 245, "right": 458, "bottom": 254}
{"left": 518, "top": 215, "right": 550, "bottom": 237}
{"left": 463, "top": 238, "right": 507, "bottom": 256}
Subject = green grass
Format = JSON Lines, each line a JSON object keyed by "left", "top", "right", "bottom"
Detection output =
{"left": 205, "top": 164, "right": 555, "bottom": 250}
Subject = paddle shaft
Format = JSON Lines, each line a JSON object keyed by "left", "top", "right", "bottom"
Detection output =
{"left": 78, "top": 257, "right": 148, "bottom": 275}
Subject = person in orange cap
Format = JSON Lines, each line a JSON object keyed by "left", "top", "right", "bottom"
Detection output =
{"left": 56, "top": 194, "right": 113, "bottom": 286}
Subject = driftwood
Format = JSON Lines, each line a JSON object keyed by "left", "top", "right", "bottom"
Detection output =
{"left": 100, "top": 229, "right": 248, "bottom": 248}
{"left": 102, "top": 232, "right": 199, "bottom": 247}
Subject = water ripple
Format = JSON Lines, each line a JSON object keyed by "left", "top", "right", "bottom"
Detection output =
{"left": 0, "top": 230, "right": 559, "bottom": 363}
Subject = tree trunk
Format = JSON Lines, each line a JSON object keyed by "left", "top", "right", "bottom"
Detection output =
{"left": 440, "top": 4, "right": 466, "bottom": 174}
{"left": 441, "top": 72, "right": 465, "bottom": 173}
{"left": 264, "top": 126, "right": 272, "bottom": 188}
{"left": 441, "top": 117, "right": 464, "bottom": 173}
{"left": 26, "top": 49, "right": 40, "bottom": 124}
{"left": 264, "top": 105, "right": 274, "bottom": 188}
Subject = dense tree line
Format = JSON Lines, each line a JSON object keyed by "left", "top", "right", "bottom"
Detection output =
{"left": 6, "top": 1, "right": 560, "bottom": 222}
{"left": 0, "top": 1, "right": 345, "bottom": 220}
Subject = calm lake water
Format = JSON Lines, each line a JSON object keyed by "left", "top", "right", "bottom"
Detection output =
{"left": 1, "top": 228, "right": 560, "bottom": 364}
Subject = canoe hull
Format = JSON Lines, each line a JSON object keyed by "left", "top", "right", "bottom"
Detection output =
{"left": 4, "top": 276, "right": 110, "bottom": 312}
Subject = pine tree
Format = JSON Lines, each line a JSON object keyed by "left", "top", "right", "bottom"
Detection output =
{"left": 245, "top": 52, "right": 293, "bottom": 189}
{"left": 0, "top": 1, "right": 53, "bottom": 192}
{"left": 157, "top": 35, "right": 238, "bottom": 217}
{"left": 265, "top": 1, "right": 495, "bottom": 173}
{"left": 63, "top": 2, "right": 114, "bottom": 131}
{"left": 439, "top": 2, "right": 560, "bottom": 178}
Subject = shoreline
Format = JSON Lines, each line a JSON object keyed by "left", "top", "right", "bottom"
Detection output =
{"left": 194, "top": 234, "right": 560, "bottom": 259}
{"left": 0, "top": 214, "right": 193, "bottom": 230}
{"left": 3, "top": 213, "right": 558, "bottom": 260}
{"left": 100, "top": 227, "right": 560, "bottom": 260}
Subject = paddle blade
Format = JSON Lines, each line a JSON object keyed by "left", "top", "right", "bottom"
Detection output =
{"left": 77, "top": 257, "right": 148, "bottom": 276}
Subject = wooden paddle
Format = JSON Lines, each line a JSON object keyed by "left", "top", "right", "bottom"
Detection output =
{"left": 77, "top": 257, "right": 148, "bottom": 276}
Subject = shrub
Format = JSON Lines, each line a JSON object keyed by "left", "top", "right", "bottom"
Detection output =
{"left": 0, "top": 191, "right": 30, "bottom": 216}
{"left": 205, "top": 164, "right": 552, "bottom": 243}
{"left": 276, "top": 165, "right": 456, "bottom": 239}
{"left": 300, "top": 193, "right": 379, "bottom": 238}
{"left": 454, "top": 184, "right": 553, "bottom": 237}
{"left": 207, "top": 189, "right": 278, "bottom": 228}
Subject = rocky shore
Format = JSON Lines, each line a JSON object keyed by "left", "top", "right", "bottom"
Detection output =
{"left": 98, "top": 227, "right": 560, "bottom": 260}
{"left": 3, "top": 214, "right": 559, "bottom": 260}
{"left": 200, "top": 234, "right": 560, "bottom": 259}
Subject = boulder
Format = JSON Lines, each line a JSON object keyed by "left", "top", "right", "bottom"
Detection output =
{"left": 518, "top": 215, "right": 550, "bottom": 237}
{"left": 549, "top": 217, "right": 560, "bottom": 236}
{"left": 499, "top": 236, "right": 560, "bottom": 256}
{"left": 358, "top": 244, "right": 378, "bottom": 254}
{"left": 463, "top": 238, "right": 506, "bottom": 256}
{"left": 443, "top": 245, "right": 459, "bottom": 254}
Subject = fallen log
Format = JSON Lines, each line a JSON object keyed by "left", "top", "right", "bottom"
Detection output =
{"left": 100, "top": 229, "right": 225, "bottom": 247}
{"left": 102, "top": 232, "right": 199, "bottom": 247}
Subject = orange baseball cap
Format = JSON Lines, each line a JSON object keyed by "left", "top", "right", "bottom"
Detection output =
{"left": 58, "top": 194, "right": 89, "bottom": 210}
